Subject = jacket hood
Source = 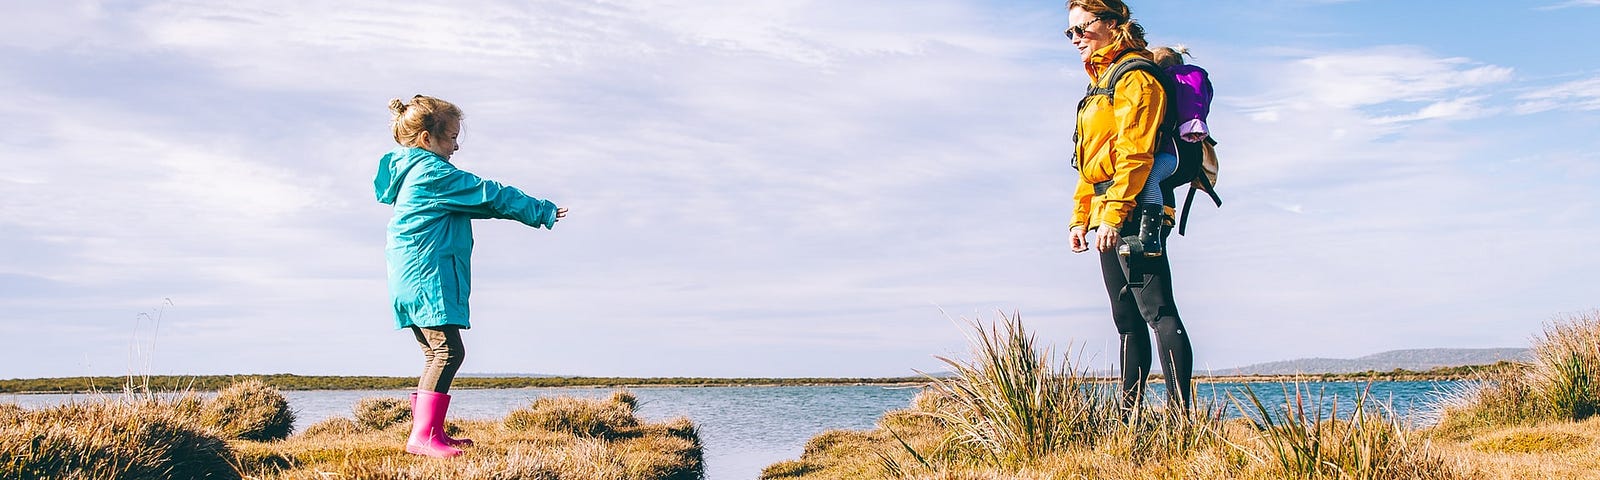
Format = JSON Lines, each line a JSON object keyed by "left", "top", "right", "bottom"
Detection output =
{"left": 375, "top": 147, "right": 440, "bottom": 205}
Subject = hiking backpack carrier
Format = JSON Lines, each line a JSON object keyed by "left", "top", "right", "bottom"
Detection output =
{"left": 1072, "top": 54, "right": 1222, "bottom": 235}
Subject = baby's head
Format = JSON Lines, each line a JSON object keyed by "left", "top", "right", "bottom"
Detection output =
{"left": 390, "top": 95, "right": 463, "bottom": 158}
{"left": 1150, "top": 45, "right": 1190, "bottom": 68}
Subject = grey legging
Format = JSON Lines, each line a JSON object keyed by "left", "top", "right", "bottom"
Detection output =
{"left": 411, "top": 325, "right": 465, "bottom": 393}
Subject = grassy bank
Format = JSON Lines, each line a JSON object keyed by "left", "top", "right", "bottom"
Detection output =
{"left": 1, "top": 367, "right": 1506, "bottom": 395}
{"left": 1, "top": 381, "right": 703, "bottom": 479}
{"left": 762, "top": 311, "right": 1600, "bottom": 480}
{"left": 0, "top": 374, "right": 928, "bottom": 394}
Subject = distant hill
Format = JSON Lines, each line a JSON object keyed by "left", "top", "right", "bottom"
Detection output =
{"left": 1206, "top": 348, "right": 1531, "bottom": 376}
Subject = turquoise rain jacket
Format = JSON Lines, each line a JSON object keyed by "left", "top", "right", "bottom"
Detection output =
{"left": 374, "top": 147, "right": 559, "bottom": 330}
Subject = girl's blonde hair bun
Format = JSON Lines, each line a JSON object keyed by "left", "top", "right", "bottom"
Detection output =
{"left": 389, "top": 95, "right": 462, "bottom": 147}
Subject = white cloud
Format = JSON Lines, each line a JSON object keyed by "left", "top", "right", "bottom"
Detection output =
{"left": 1515, "top": 75, "right": 1600, "bottom": 114}
{"left": 1537, "top": 0, "right": 1600, "bottom": 10}
{"left": 1371, "top": 95, "right": 1495, "bottom": 124}
{"left": 0, "top": 0, "right": 1096, "bottom": 378}
{"left": 1271, "top": 46, "right": 1512, "bottom": 113}
{"left": 2, "top": 1, "right": 1594, "bottom": 379}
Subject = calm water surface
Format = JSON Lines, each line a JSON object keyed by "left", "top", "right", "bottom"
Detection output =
{"left": 5, "top": 381, "right": 1462, "bottom": 480}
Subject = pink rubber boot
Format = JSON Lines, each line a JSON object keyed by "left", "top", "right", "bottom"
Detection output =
{"left": 405, "top": 390, "right": 463, "bottom": 458}
{"left": 411, "top": 392, "right": 473, "bottom": 447}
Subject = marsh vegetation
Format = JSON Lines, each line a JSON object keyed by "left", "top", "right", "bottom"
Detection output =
{"left": 762, "top": 311, "right": 1600, "bottom": 480}
{"left": 1, "top": 382, "right": 703, "bottom": 480}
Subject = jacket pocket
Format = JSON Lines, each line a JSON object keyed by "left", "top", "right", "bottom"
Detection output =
{"left": 439, "top": 254, "right": 471, "bottom": 307}
{"left": 1089, "top": 141, "right": 1116, "bottom": 183}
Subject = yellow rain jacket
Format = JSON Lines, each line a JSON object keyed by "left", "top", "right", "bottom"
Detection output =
{"left": 1071, "top": 44, "right": 1167, "bottom": 231}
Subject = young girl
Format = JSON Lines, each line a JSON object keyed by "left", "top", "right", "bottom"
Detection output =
{"left": 374, "top": 95, "right": 567, "bottom": 458}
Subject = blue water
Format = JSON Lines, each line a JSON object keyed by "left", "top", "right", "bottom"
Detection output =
{"left": 3, "top": 381, "right": 1463, "bottom": 480}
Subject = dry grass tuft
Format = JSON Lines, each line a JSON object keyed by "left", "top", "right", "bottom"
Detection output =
{"left": 922, "top": 312, "right": 1118, "bottom": 469}
{"left": 1436, "top": 310, "right": 1600, "bottom": 437}
{"left": 8, "top": 385, "right": 701, "bottom": 480}
{"left": 0, "top": 397, "right": 238, "bottom": 480}
{"left": 353, "top": 395, "right": 411, "bottom": 430}
{"left": 300, "top": 416, "right": 363, "bottom": 437}
{"left": 201, "top": 379, "right": 295, "bottom": 441}
{"left": 505, "top": 395, "right": 640, "bottom": 439}
{"left": 235, "top": 388, "right": 700, "bottom": 480}
{"left": 1469, "top": 429, "right": 1591, "bottom": 454}
{"left": 610, "top": 388, "right": 640, "bottom": 410}
{"left": 763, "top": 312, "right": 1482, "bottom": 480}
{"left": 762, "top": 459, "right": 817, "bottom": 479}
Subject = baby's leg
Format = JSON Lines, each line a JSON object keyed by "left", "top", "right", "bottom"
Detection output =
{"left": 1128, "top": 151, "right": 1180, "bottom": 257}
{"left": 1138, "top": 152, "right": 1179, "bottom": 206}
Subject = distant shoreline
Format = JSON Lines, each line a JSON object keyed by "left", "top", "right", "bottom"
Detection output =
{"left": 0, "top": 363, "right": 1513, "bottom": 394}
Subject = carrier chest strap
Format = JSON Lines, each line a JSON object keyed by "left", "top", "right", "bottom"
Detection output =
{"left": 1092, "top": 180, "right": 1112, "bottom": 196}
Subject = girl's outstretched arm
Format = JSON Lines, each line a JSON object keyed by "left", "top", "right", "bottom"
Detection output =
{"left": 413, "top": 159, "right": 560, "bottom": 229}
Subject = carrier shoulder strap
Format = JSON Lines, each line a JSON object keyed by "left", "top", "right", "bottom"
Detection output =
{"left": 1086, "top": 56, "right": 1164, "bottom": 102}
{"left": 1074, "top": 54, "right": 1170, "bottom": 171}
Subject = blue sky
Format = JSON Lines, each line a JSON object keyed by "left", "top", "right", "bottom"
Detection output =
{"left": 1, "top": 0, "right": 1597, "bottom": 379}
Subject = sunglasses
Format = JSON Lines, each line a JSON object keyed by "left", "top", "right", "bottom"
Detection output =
{"left": 1063, "top": 17, "right": 1104, "bottom": 40}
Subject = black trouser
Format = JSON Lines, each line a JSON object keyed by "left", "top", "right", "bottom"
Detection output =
{"left": 1098, "top": 225, "right": 1193, "bottom": 411}
{"left": 411, "top": 325, "right": 465, "bottom": 393}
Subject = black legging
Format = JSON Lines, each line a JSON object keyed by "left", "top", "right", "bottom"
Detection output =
{"left": 1098, "top": 229, "right": 1193, "bottom": 410}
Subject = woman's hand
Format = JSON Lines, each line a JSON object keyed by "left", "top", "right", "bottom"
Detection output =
{"left": 555, "top": 207, "right": 568, "bottom": 221}
{"left": 1095, "top": 223, "right": 1119, "bottom": 253}
{"left": 1070, "top": 226, "right": 1089, "bottom": 253}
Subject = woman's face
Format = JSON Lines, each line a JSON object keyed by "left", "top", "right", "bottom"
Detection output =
{"left": 1067, "top": 7, "right": 1114, "bottom": 62}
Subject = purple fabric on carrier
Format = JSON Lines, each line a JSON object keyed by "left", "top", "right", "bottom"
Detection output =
{"left": 1159, "top": 64, "right": 1213, "bottom": 155}
{"left": 1167, "top": 64, "right": 1212, "bottom": 124}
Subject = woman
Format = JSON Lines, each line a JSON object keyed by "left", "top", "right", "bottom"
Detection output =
{"left": 1065, "top": 0, "right": 1193, "bottom": 411}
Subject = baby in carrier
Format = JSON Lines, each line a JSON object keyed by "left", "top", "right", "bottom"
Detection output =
{"left": 1126, "top": 45, "right": 1213, "bottom": 257}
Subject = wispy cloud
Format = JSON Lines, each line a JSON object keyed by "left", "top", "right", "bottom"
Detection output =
{"left": 1, "top": 1, "right": 1595, "bottom": 378}
{"left": 1248, "top": 46, "right": 1512, "bottom": 121}
{"left": 1515, "top": 75, "right": 1600, "bottom": 113}
{"left": 1537, "top": 0, "right": 1600, "bottom": 10}
{"left": 0, "top": 0, "right": 1088, "bottom": 377}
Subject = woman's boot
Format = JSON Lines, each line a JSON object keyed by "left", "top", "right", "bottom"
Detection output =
{"left": 406, "top": 390, "right": 463, "bottom": 458}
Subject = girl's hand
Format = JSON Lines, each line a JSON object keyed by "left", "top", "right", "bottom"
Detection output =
{"left": 1096, "top": 224, "right": 1119, "bottom": 253}
{"left": 555, "top": 207, "right": 568, "bottom": 220}
{"left": 1069, "top": 226, "right": 1089, "bottom": 253}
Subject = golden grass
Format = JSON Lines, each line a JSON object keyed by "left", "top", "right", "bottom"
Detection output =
{"left": 235, "top": 389, "right": 702, "bottom": 480}
{"left": 504, "top": 395, "right": 640, "bottom": 439}
{"left": 1436, "top": 310, "right": 1600, "bottom": 437}
{"left": 765, "top": 310, "right": 1600, "bottom": 480}
{"left": 354, "top": 395, "right": 411, "bottom": 430}
{"left": 763, "top": 313, "right": 1474, "bottom": 480}
{"left": 764, "top": 386, "right": 1590, "bottom": 480}
{"left": 203, "top": 379, "right": 296, "bottom": 441}
{"left": 3, "top": 386, "right": 702, "bottom": 480}
{"left": 0, "top": 397, "right": 238, "bottom": 480}
{"left": 1431, "top": 417, "right": 1600, "bottom": 479}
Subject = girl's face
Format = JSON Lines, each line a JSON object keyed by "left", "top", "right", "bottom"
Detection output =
{"left": 421, "top": 119, "right": 461, "bottom": 159}
{"left": 1066, "top": 7, "right": 1114, "bottom": 62}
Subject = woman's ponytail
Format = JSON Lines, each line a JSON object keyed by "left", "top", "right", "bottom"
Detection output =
{"left": 1068, "top": 0, "right": 1148, "bottom": 51}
